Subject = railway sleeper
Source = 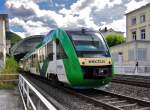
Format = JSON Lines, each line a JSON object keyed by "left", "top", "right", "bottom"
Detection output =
{"left": 110, "top": 101, "right": 129, "bottom": 106}
{"left": 134, "top": 107, "right": 150, "bottom": 110}
{"left": 93, "top": 95, "right": 107, "bottom": 98}
{"left": 108, "top": 100, "right": 127, "bottom": 104}
{"left": 94, "top": 95, "right": 111, "bottom": 99}
{"left": 121, "top": 106, "right": 148, "bottom": 110}
{"left": 117, "top": 103, "right": 137, "bottom": 109}
{"left": 78, "top": 104, "right": 96, "bottom": 110}
{"left": 100, "top": 97, "right": 118, "bottom": 102}
{"left": 131, "top": 105, "right": 150, "bottom": 110}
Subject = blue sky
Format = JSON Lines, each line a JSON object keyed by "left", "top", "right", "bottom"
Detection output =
{"left": 0, "top": 1, "right": 6, "bottom": 13}
{"left": 1, "top": 0, "right": 150, "bottom": 38}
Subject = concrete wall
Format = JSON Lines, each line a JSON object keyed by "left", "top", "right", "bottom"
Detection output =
{"left": 111, "top": 41, "right": 150, "bottom": 66}
{"left": 0, "top": 16, "right": 6, "bottom": 68}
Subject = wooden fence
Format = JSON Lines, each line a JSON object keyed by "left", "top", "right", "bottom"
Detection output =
{"left": 0, "top": 74, "right": 19, "bottom": 83}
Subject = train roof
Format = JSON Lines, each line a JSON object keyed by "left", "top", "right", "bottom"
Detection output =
{"left": 22, "top": 28, "right": 100, "bottom": 60}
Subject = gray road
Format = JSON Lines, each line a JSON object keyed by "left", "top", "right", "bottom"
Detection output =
{"left": 0, "top": 88, "right": 24, "bottom": 110}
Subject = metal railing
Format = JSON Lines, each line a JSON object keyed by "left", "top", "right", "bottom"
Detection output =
{"left": 18, "top": 74, "right": 57, "bottom": 110}
{"left": 114, "top": 66, "right": 150, "bottom": 75}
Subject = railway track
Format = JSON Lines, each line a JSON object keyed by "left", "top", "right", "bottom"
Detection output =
{"left": 79, "top": 89, "right": 150, "bottom": 110}
{"left": 112, "top": 74, "right": 150, "bottom": 88}
{"left": 23, "top": 74, "right": 150, "bottom": 110}
{"left": 114, "top": 74, "right": 150, "bottom": 82}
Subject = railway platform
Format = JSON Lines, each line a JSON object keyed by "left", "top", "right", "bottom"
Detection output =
{"left": 0, "top": 88, "right": 24, "bottom": 110}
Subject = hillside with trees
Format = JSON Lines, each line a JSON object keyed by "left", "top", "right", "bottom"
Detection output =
{"left": 6, "top": 31, "right": 22, "bottom": 46}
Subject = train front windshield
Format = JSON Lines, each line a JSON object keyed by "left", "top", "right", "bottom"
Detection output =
{"left": 70, "top": 32, "right": 110, "bottom": 58}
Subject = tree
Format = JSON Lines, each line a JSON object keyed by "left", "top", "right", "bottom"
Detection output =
{"left": 105, "top": 32, "right": 125, "bottom": 47}
{"left": 6, "top": 31, "right": 22, "bottom": 46}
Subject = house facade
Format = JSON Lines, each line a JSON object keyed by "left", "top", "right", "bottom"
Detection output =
{"left": 101, "top": 27, "right": 124, "bottom": 37}
{"left": 126, "top": 3, "right": 150, "bottom": 42}
{"left": 110, "top": 3, "right": 150, "bottom": 74}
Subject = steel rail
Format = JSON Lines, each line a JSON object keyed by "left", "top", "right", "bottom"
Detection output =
{"left": 112, "top": 74, "right": 150, "bottom": 88}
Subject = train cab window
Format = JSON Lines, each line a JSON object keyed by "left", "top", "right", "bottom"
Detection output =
{"left": 47, "top": 42, "right": 53, "bottom": 61}
{"left": 68, "top": 32, "right": 110, "bottom": 58}
{"left": 56, "top": 40, "right": 67, "bottom": 59}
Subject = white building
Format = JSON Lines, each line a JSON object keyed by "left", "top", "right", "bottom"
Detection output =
{"left": 111, "top": 3, "right": 150, "bottom": 74}
{"left": 101, "top": 27, "right": 124, "bottom": 37}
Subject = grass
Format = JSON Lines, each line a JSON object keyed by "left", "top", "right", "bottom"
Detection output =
{"left": 0, "top": 82, "right": 17, "bottom": 89}
{"left": 1, "top": 57, "right": 19, "bottom": 74}
{"left": 0, "top": 57, "right": 19, "bottom": 89}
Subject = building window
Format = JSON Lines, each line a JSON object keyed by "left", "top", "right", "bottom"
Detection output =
{"left": 140, "top": 15, "right": 145, "bottom": 23}
{"left": 137, "top": 48, "right": 147, "bottom": 61}
{"left": 132, "top": 31, "right": 136, "bottom": 40}
{"left": 131, "top": 17, "right": 136, "bottom": 25}
{"left": 128, "top": 49, "right": 135, "bottom": 61}
{"left": 141, "top": 29, "right": 145, "bottom": 39}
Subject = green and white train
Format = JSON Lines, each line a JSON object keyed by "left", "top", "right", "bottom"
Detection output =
{"left": 21, "top": 28, "right": 114, "bottom": 88}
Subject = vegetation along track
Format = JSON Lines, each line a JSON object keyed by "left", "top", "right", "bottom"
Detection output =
{"left": 112, "top": 74, "right": 150, "bottom": 88}
{"left": 23, "top": 73, "right": 150, "bottom": 110}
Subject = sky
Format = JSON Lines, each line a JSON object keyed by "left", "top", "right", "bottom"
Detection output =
{"left": 0, "top": 0, "right": 150, "bottom": 38}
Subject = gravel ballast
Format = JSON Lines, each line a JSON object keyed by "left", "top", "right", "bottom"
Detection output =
{"left": 103, "top": 82, "right": 150, "bottom": 101}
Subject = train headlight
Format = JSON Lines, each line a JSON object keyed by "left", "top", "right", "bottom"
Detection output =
{"left": 99, "top": 69, "right": 104, "bottom": 73}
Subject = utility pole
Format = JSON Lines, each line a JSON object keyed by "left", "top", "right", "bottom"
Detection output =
{"left": 0, "top": 14, "right": 8, "bottom": 69}
{"left": 135, "top": 41, "right": 138, "bottom": 74}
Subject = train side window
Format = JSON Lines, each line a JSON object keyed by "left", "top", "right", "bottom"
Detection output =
{"left": 47, "top": 42, "right": 53, "bottom": 61}
{"left": 39, "top": 49, "right": 42, "bottom": 63}
{"left": 56, "top": 40, "right": 67, "bottom": 59}
{"left": 32, "top": 54, "right": 38, "bottom": 66}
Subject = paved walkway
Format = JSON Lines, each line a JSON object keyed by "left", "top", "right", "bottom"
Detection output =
{"left": 0, "top": 88, "right": 24, "bottom": 110}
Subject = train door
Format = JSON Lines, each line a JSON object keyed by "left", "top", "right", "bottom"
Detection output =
{"left": 53, "top": 40, "right": 57, "bottom": 74}
{"left": 55, "top": 39, "right": 69, "bottom": 83}
{"left": 46, "top": 41, "right": 57, "bottom": 76}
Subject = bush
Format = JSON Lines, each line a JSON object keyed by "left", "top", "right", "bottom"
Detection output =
{"left": 105, "top": 32, "right": 125, "bottom": 47}
{"left": 1, "top": 57, "right": 19, "bottom": 74}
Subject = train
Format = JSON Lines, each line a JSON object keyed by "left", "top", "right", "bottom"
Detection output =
{"left": 21, "top": 28, "right": 114, "bottom": 89}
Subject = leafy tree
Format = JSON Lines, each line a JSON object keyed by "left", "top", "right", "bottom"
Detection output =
{"left": 105, "top": 32, "right": 125, "bottom": 47}
{"left": 6, "top": 31, "right": 22, "bottom": 46}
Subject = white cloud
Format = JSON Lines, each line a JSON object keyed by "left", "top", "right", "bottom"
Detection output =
{"left": 125, "top": 0, "right": 149, "bottom": 13}
{"left": 58, "top": 0, "right": 123, "bottom": 30}
{"left": 6, "top": 0, "right": 39, "bottom": 10}
{"left": 9, "top": 17, "right": 50, "bottom": 37}
{"left": 12, "top": 31, "right": 26, "bottom": 38}
{"left": 93, "top": 0, "right": 122, "bottom": 11}
{"left": 103, "top": 17, "right": 126, "bottom": 35}
{"left": 6, "top": 0, "right": 123, "bottom": 35}
{"left": 5, "top": 0, "right": 150, "bottom": 38}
